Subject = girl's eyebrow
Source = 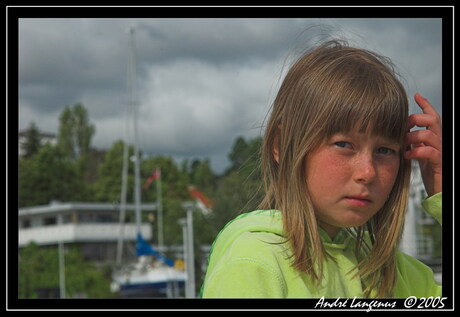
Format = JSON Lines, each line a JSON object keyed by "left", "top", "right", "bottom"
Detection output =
{"left": 329, "top": 132, "right": 400, "bottom": 145}
{"left": 374, "top": 135, "right": 401, "bottom": 145}
{"left": 374, "top": 139, "right": 403, "bottom": 152}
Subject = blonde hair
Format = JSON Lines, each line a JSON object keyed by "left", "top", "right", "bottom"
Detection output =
{"left": 259, "top": 40, "right": 411, "bottom": 297}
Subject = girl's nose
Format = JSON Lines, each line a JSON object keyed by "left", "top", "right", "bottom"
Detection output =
{"left": 353, "top": 153, "right": 377, "bottom": 184}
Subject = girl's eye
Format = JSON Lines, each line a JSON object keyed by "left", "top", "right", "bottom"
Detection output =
{"left": 376, "top": 147, "right": 395, "bottom": 155}
{"left": 334, "top": 141, "right": 352, "bottom": 149}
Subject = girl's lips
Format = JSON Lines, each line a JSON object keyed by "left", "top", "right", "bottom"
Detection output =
{"left": 344, "top": 197, "right": 372, "bottom": 207}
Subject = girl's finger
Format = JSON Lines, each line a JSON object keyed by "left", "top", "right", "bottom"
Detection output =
{"left": 404, "top": 145, "right": 442, "bottom": 167}
{"left": 407, "top": 113, "right": 442, "bottom": 136}
{"left": 405, "top": 129, "right": 442, "bottom": 151}
{"left": 414, "top": 93, "right": 440, "bottom": 117}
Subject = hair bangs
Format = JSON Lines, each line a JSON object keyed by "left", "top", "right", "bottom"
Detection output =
{"left": 320, "top": 59, "right": 408, "bottom": 144}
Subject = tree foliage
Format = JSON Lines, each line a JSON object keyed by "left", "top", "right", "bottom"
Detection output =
{"left": 58, "top": 103, "right": 95, "bottom": 159}
{"left": 211, "top": 136, "right": 264, "bottom": 230}
{"left": 20, "top": 121, "right": 42, "bottom": 159}
{"left": 19, "top": 242, "right": 114, "bottom": 298}
{"left": 18, "top": 144, "right": 84, "bottom": 207}
{"left": 18, "top": 103, "right": 265, "bottom": 297}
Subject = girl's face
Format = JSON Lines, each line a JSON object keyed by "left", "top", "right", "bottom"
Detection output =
{"left": 305, "top": 130, "right": 401, "bottom": 238}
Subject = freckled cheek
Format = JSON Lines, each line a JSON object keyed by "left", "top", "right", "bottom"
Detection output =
{"left": 306, "top": 153, "right": 351, "bottom": 189}
{"left": 317, "top": 153, "right": 350, "bottom": 175}
{"left": 378, "top": 163, "right": 400, "bottom": 194}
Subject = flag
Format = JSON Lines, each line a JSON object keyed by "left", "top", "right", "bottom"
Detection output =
{"left": 136, "top": 232, "right": 174, "bottom": 267}
{"left": 188, "top": 185, "right": 214, "bottom": 215}
{"left": 142, "top": 168, "right": 160, "bottom": 191}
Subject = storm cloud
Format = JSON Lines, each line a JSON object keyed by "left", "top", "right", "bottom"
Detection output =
{"left": 18, "top": 16, "right": 443, "bottom": 172}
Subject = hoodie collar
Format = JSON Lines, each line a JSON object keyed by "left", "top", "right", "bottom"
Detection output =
{"left": 319, "top": 227, "right": 350, "bottom": 249}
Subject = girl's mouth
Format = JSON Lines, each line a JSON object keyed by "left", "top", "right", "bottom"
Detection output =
{"left": 344, "top": 197, "right": 372, "bottom": 207}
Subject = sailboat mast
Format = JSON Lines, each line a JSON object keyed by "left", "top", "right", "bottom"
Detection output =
{"left": 128, "top": 27, "right": 142, "bottom": 234}
{"left": 116, "top": 27, "right": 136, "bottom": 267}
{"left": 116, "top": 108, "right": 129, "bottom": 267}
{"left": 156, "top": 167, "right": 164, "bottom": 250}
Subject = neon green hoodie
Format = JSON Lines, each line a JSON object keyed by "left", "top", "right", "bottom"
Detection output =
{"left": 201, "top": 193, "right": 442, "bottom": 298}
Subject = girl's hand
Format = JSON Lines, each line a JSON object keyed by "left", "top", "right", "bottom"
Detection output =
{"left": 405, "top": 93, "right": 442, "bottom": 197}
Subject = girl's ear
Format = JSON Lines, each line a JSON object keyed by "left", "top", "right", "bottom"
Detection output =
{"left": 273, "top": 142, "right": 279, "bottom": 163}
{"left": 273, "top": 126, "right": 281, "bottom": 164}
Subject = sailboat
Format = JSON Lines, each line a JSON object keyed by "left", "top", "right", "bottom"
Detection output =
{"left": 111, "top": 233, "right": 187, "bottom": 298}
{"left": 110, "top": 27, "right": 187, "bottom": 298}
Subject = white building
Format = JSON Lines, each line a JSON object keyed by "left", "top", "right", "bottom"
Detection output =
{"left": 18, "top": 201, "right": 155, "bottom": 263}
{"left": 401, "top": 161, "right": 442, "bottom": 283}
{"left": 401, "top": 161, "right": 439, "bottom": 258}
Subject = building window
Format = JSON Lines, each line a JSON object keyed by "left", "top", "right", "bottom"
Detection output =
{"left": 62, "top": 214, "right": 72, "bottom": 224}
{"left": 96, "top": 213, "right": 115, "bottom": 223}
{"left": 418, "top": 236, "right": 434, "bottom": 257}
{"left": 78, "top": 213, "right": 93, "bottom": 223}
{"left": 43, "top": 216, "right": 57, "bottom": 226}
{"left": 21, "top": 219, "right": 31, "bottom": 228}
{"left": 78, "top": 212, "right": 116, "bottom": 223}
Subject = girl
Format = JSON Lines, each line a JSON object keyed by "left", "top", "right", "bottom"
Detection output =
{"left": 201, "top": 40, "right": 442, "bottom": 298}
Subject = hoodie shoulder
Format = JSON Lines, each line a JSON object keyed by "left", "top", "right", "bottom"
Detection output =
{"left": 201, "top": 210, "right": 289, "bottom": 297}
{"left": 223, "top": 209, "right": 284, "bottom": 235}
{"left": 204, "top": 210, "right": 285, "bottom": 273}
{"left": 209, "top": 210, "right": 284, "bottom": 255}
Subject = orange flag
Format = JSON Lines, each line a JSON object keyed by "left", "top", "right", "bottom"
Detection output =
{"left": 188, "top": 185, "right": 214, "bottom": 215}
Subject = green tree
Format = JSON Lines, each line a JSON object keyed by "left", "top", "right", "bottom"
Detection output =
{"left": 18, "top": 144, "right": 83, "bottom": 207}
{"left": 58, "top": 106, "right": 75, "bottom": 159}
{"left": 19, "top": 242, "right": 58, "bottom": 298}
{"left": 189, "top": 158, "right": 217, "bottom": 192}
{"left": 58, "top": 103, "right": 95, "bottom": 159}
{"left": 54, "top": 103, "right": 97, "bottom": 200}
{"left": 226, "top": 136, "right": 262, "bottom": 177}
{"left": 19, "top": 104, "right": 98, "bottom": 206}
{"left": 19, "top": 242, "right": 114, "bottom": 298}
{"left": 227, "top": 136, "right": 248, "bottom": 172}
{"left": 93, "top": 140, "right": 135, "bottom": 204}
{"left": 211, "top": 136, "right": 264, "bottom": 231}
{"left": 73, "top": 104, "right": 95, "bottom": 158}
{"left": 20, "top": 121, "right": 42, "bottom": 158}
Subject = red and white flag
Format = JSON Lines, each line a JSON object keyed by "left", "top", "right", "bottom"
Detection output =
{"left": 142, "top": 168, "right": 161, "bottom": 191}
{"left": 188, "top": 185, "right": 214, "bottom": 215}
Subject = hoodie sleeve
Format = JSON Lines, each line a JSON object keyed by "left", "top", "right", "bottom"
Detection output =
{"left": 201, "top": 232, "right": 288, "bottom": 298}
{"left": 393, "top": 192, "right": 443, "bottom": 298}
{"left": 394, "top": 251, "right": 442, "bottom": 298}
{"left": 421, "top": 192, "right": 442, "bottom": 225}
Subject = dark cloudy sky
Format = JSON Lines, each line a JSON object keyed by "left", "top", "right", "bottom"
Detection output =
{"left": 18, "top": 16, "right": 444, "bottom": 173}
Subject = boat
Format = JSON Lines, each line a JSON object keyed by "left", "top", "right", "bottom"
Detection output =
{"left": 112, "top": 259, "right": 186, "bottom": 298}
{"left": 110, "top": 27, "right": 187, "bottom": 298}
{"left": 111, "top": 234, "right": 187, "bottom": 298}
